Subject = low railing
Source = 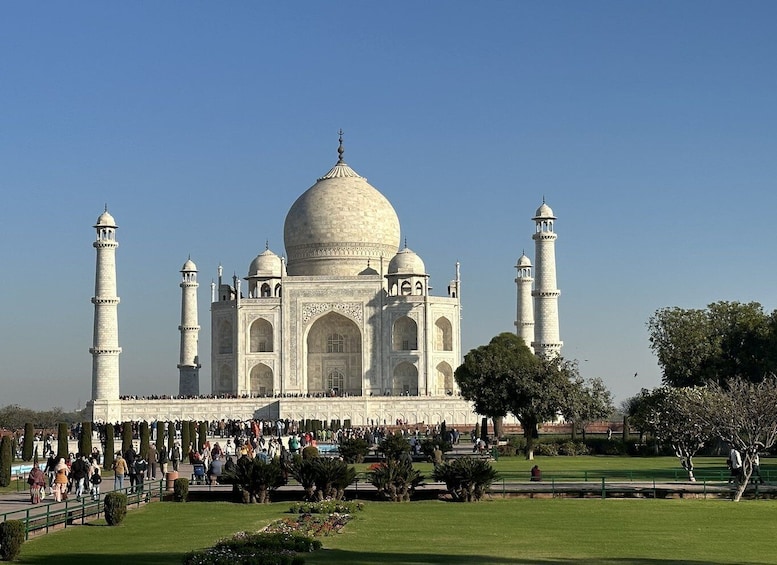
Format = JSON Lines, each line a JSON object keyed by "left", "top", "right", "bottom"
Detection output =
{"left": 0, "top": 480, "right": 166, "bottom": 539}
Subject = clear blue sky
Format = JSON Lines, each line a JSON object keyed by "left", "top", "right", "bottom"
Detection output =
{"left": 1, "top": 2, "right": 776, "bottom": 411}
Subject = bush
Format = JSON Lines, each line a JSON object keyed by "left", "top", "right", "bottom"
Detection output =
{"left": 103, "top": 423, "right": 114, "bottom": 470}
{"left": 289, "top": 500, "right": 363, "bottom": 515}
{"left": 79, "top": 421, "right": 93, "bottom": 458}
{"left": 183, "top": 531, "right": 320, "bottom": 565}
{"left": 535, "top": 442, "right": 559, "bottom": 456}
{"left": 221, "top": 457, "right": 285, "bottom": 503}
{"left": 139, "top": 421, "right": 150, "bottom": 460}
{"left": 585, "top": 438, "right": 626, "bottom": 456}
{"left": 368, "top": 459, "right": 424, "bottom": 502}
{"left": 103, "top": 492, "right": 128, "bottom": 526}
{"left": 338, "top": 437, "right": 369, "bottom": 463}
{"left": 290, "top": 458, "right": 356, "bottom": 501}
{"left": 301, "top": 445, "right": 319, "bottom": 460}
{"left": 432, "top": 457, "right": 499, "bottom": 502}
{"left": 0, "top": 520, "right": 25, "bottom": 561}
{"left": 174, "top": 477, "right": 189, "bottom": 502}
{"left": 0, "top": 437, "right": 12, "bottom": 487}
{"left": 377, "top": 434, "right": 410, "bottom": 461}
{"left": 420, "top": 437, "right": 452, "bottom": 460}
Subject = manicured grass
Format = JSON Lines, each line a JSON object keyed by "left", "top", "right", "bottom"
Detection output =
{"left": 15, "top": 497, "right": 777, "bottom": 565}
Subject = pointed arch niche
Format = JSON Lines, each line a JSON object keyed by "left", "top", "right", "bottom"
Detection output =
{"left": 435, "top": 361, "right": 454, "bottom": 395}
{"left": 434, "top": 317, "right": 453, "bottom": 351}
{"left": 218, "top": 320, "right": 233, "bottom": 354}
{"left": 392, "top": 361, "right": 418, "bottom": 396}
{"left": 249, "top": 363, "right": 274, "bottom": 396}
{"left": 306, "top": 312, "right": 362, "bottom": 395}
{"left": 392, "top": 316, "right": 418, "bottom": 351}
{"left": 249, "top": 318, "right": 274, "bottom": 352}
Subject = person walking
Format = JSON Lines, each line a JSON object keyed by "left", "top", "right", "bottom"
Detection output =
{"left": 112, "top": 452, "right": 128, "bottom": 491}
{"left": 27, "top": 463, "right": 46, "bottom": 504}
{"left": 53, "top": 458, "right": 69, "bottom": 502}
{"left": 729, "top": 446, "right": 743, "bottom": 484}
{"left": 89, "top": 466, "right": 103, "bottom": 501}
{"left": 147, "top": 442, "right": 158, "bottom": 480}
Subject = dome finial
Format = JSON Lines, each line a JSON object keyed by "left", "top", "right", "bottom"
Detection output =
{"left": 104, "top": 203, "right": 108, "bottom": 212}
{"left": 337, "top": 129, "right": 345, "bottom": 163}
{"left": 404, "top": 237, "right": 408, "bottom": 249}
{"left": 265, "top": 239, "right": 269, "bottom": 250}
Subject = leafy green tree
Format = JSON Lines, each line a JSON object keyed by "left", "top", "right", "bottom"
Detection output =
{"left": 562, "top": 376, "right": 614, "bottom": 440}
{"left": 697, "top": 376, "right": 777, "bottom": 502}
{"left": 628, "top": 386, "right": 713, "bottom": 481}
{"left": 377, "top": 433, "right": 411, "bottom": 460}
{"left": 648, "top": 301, "right": 774, "bottom": 387}
{"left": 456, "top": 332, "right": 573, "bottom": 460}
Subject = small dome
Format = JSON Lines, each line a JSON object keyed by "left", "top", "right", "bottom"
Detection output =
{"left": 517, "top": 253, "right": 532, "bottom": 267}
{"left": 248, "top": 248, "right": 283, "bottom": 278}
{"left": 94, "top": 210, "right": 116, "bottom": 227}
{"left": 358, "top": 261, "right": 380, "bottom": 276}
{"left": 388, "top": 247, "right": 425, "bottom": 275}
{"left": 533, "top": 201, "right": 555, "bottom": 220}
{"left": 181, "top": 258, "right": 197, "bottom": 272}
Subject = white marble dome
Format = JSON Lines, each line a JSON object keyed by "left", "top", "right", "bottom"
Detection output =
{"left": 517, "top": 253, "right": 532, "bottom": 267}
{"left": 283, "top": 156, "right": 401, "bottom": 276}
{"left": 95, "top": 210, "right": 117, "bottom": 227}
{"left": 533, "top": 202, "right": 555, "bottom": 220}
{"left": 181, "top": 258, "right": 197, "bottom": 272}
{"left": 388, "top": 246, "right": 425, "bottom": 275}
{"left": 248, "top": 248, "right": 283, "bottom": 278}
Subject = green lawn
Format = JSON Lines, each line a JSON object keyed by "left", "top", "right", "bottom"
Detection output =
{"left": 15, "top": 496, "right": 777, "bottom": 565}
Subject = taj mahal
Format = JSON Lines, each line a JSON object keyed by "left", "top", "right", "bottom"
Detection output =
{"left": 87, "top": 135, "right": 561, "bottom": 425}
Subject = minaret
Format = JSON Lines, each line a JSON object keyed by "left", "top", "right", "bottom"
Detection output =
{"left": 90, "top": 208, "right": 122, "bottom": 401}
{"left": 531, "top": 201, "right": 562, "bottom": 357}
{"left": 515, "top": 251, "right": 535, "bottom": 352}
{"left": 178, "top": 257, "right": 201, "bottom": 396}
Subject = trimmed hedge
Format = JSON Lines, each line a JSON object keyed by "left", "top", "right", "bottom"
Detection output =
{"left": 0, "top": 519, "right": 25, "bottom": 561}
{"left": 174, "top": 477, "right": 189, "bottom": 502}
{"left": 104, "top": 492, "right": 128, "bottom": 526}
{"left": 0, "top": 436, "right": 13, "bottom": 487}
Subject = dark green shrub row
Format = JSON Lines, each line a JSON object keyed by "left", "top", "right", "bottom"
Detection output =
{"left": 289, "top": 500, "right": 363, "bottom": 515}
{"left": 104, "top": 492, "right": 128, "bottom": 526}
{"left": 182, "top": 531, "right": 321, "bottom": 565}
{"left": 0, "top": 519, "right": 25, "bottom": 561}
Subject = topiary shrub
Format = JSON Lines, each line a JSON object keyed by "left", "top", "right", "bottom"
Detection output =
{"left": 22, "top": 423, "right": 34, "bottom": 462}
{"left": 79, "top": 421, "right": 93, "bottom": 458}
{"left": 301, "top": 445, "right": 319, "bottom": 460}
{"left": 103, "top": 492, "right": 128, "bottom": 526}
{"left": 139, "top": 422, "right": 150, "bottom": 461}
{"left": 198, "top": 421, "right": 208, "bottom": 452}
{"left": 0, "top": 436, "right": 13, "bottom": 487}
{"left": 103, "top": 423, "right": 115, "bottom": 470}
{"left": 174, "top": 477, "right": 189, "bottom": 502}
{"left": 57, "top": 423, "right": 68, "bottom": 460}
{"left": 0, "top": 519, "right": 25, "bottom": 561}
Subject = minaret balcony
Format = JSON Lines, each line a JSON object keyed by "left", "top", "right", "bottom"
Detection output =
{"left": 91, "top": 297, "right": 121, "bottom": 305}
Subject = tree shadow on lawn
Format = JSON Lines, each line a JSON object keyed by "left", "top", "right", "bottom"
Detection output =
{"left": 310, "top": 551, "right": 768, "bottom": 565}
{"left": 20, "top": 553, "right": 182, "bottom": 565}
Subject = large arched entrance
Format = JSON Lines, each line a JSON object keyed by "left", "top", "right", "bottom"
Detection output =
{"left": 306, "top": 312, "right": 362, "bottom": 395}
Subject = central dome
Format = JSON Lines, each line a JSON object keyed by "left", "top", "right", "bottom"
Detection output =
{"left": 283, "top": 152, "right": 401, "bottom": 277}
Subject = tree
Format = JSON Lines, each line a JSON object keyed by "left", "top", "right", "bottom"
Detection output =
{"left": 648, "top": 302, "right": 774, "bottom": 387}
{"left": 79, "top": 421, "right": 93, "bottom": 457}
{"left": 456, "top": 333, "right": 572, "bottom": 460}
{"left": 57, "top": 422, "right": 68, "bottom": 459}
{"left": 561, "top": 375, "right": 614, "bottom": 440}
{"left": 104, "top": 423, "right": 115, "bottom": 469}
{"left": 456, "top": 333, "right": 534, "bottom": 424}
{"left": 697, "top": 376, "right": 777, "bottom": 502}
{"left": 0, "top": 436, "right": 13, "bottom": 487}
{"left": 22, "top": 423, "right": 34, "bottom": 461}
{"left": 628, "top": 386, "right": 713, "bottom": 481}
{"left": 140, "top": 421, "right": 150, "bottom": 460}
